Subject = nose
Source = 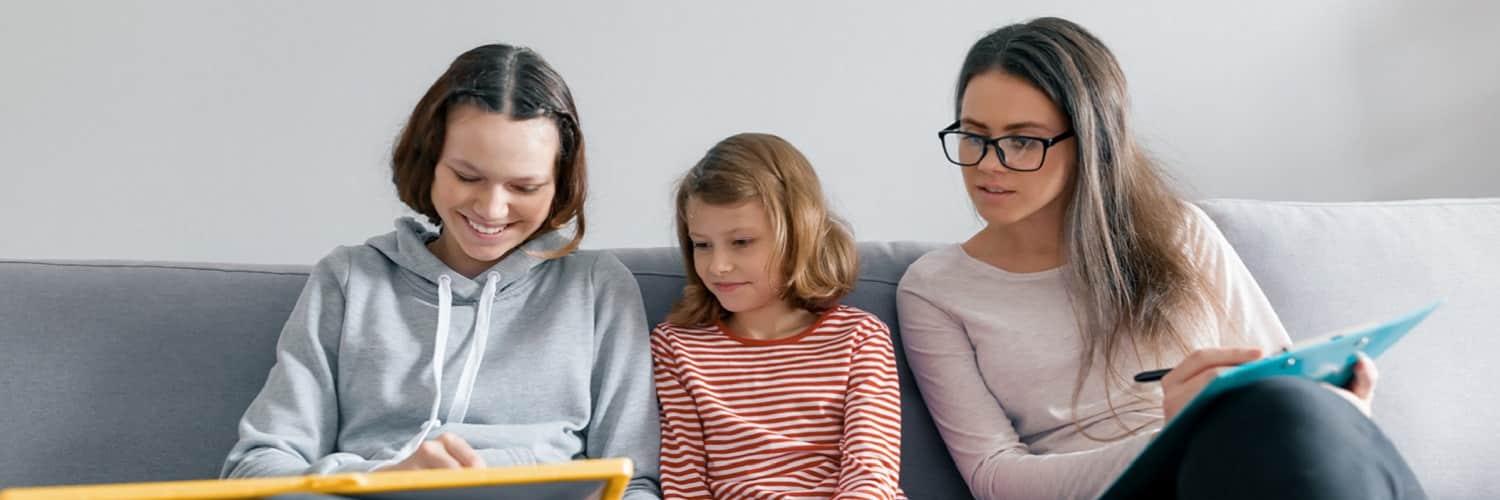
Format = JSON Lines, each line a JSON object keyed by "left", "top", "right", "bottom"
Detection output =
{"left": 473, "top": 184, "right": 510, "bottom": 221}
{"left": 708, "top": 249, "right": 733, "bottom": 275}
{"left": 975, "top": 143, "right": 1009, "bottom": 175}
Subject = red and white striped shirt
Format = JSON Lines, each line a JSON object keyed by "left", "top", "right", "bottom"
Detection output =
{"left": 651, "top": 305, "right": 904, "bottom": 500}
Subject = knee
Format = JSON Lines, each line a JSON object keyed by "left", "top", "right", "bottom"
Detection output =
{"left": 1177, "top": 377, "right": 1420, "bottom": 499}
{"left": 1204, "top": 376, "right": 1357, "bottom": 429}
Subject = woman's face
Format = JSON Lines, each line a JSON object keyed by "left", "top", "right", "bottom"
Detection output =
{"left": 428, "top": 104, "right": 559, "bottom": 276}
{"left": 956, "top": 71, "right": 1078, "bottom": 229}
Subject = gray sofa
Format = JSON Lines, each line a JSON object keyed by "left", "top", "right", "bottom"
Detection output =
{"left": 2, "top": 199, "right": 1496, "bottom": 499}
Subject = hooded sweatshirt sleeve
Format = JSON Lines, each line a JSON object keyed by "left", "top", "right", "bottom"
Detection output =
{"left": 586, "top": 253, "right": 663, "bottom": 500}
{"left": 222, "top": 248, "right": 378, "bottom": 477}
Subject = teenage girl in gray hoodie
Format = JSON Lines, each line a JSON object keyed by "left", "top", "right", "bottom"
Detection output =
{"left": 221, "top": 44, "right": 661, "bottom": 499}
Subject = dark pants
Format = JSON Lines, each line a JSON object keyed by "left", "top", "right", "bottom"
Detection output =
{"left": 1102, "top": 377, "right": 1425, "bottom": 500}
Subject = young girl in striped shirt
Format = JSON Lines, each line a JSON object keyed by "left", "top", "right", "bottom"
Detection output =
{"left": 651, "top": 133, "right": 905, "bottom": 500}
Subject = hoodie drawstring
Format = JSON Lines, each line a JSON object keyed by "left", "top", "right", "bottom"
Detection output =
{"left": 381, "top": 272, "right": 498, "bottom": 467}
{"left": 447, "top": 272, "right": 498, "bottom": 423}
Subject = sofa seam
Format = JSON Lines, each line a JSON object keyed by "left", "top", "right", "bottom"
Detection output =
{"left": 0, "top": 260, "right": 309, "bottom": 277}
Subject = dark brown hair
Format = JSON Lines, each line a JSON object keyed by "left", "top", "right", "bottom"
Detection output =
{"left": 667, "top": 133, "right": 859, "bottom": 327}
{"left": 392, "top": 43, "right": 586, "bottom": 257}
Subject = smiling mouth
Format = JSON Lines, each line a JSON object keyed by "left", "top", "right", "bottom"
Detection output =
{"left": 463, "top": 215, "right": 511, "bottom": 236}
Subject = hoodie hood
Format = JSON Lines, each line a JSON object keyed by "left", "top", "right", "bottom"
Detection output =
{"left": 367, "top": 217, "right": 569, "bottom": 302}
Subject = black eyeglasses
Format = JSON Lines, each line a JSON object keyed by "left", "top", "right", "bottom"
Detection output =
{"left": 938, "top": 121, "right": 1075, "bottom": 172}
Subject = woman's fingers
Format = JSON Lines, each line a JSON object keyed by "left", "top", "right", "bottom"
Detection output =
{"left": 1163, "top": 365, "right": 1234, "bottom": 421}
{"left": 1162, "top": 347, "right": 1263, "bottom": 386}
{"left": 437, "top": 433, "right": 487, "bottom": 469}
{"left": 1347, "top": 353, "right": 1379, "bottom": 406}
{"left": 415, "top": 440, "right": 462, "bottom": 469}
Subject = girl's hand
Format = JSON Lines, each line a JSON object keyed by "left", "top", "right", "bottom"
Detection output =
{"left": 377, "top": 433, "right": 487, "bottom": 471}
{"left": 1160, "top": 347, "right": 1264, "bottom": 421}
{"left": 1322, "top": 352, "right": 1378, "bottom": 417}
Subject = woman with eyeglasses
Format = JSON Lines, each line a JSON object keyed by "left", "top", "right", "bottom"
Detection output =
{"left": 896, "top": 17, "right": 1424, "bottom": 500}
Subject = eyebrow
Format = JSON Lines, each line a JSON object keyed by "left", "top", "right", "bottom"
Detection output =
{"left": 448, "top": 159, "right": 482, "bottom": 174}
{"left": 448, "top": 159, "right": 548, "bottom": 183}
{"left": 959, "top": 117, "right": 1053, "bottom": 134}
{"left": 686, "top": 228, "right": 754, "bottom": 239}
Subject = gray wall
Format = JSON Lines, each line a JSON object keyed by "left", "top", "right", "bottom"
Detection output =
{"left": 3, "top": 0, "right": 1497, "bottom": 265}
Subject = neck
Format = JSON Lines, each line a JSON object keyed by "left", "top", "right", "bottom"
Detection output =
{"left": 428, "top": 231, "right": 496, "bottom": 280}
{"left": 726, "top": 300, "right": 819, "bottom": 341}
{"left": 965, "top": 192, "right": 1070, "bottom": 273}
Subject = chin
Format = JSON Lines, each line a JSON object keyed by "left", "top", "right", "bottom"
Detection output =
{"left": 458, "top": 245, "right": 510, "bottom": 264}
{"left": 714, "top": 297, "right": 746, "bottom": 314}
{"left": 978, "top": 208, "right": 1030, "bottom": 227}
{"left": 980, "top": 195, "right": 1051, "bottom": 225}
{"left": 457, "top": 232, "right": 526, "bottom": 260}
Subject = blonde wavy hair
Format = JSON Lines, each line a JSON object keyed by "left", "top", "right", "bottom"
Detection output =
{"left": 666, "top": 133, "right": 859, "bottom": 327}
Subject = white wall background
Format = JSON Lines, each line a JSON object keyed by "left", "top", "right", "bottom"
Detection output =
{"left": 2, "top": 0, "right": 1497, "bottom": 265}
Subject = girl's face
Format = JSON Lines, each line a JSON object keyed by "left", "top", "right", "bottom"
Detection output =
{"left": 957, "top": 71, "right": 1078, "bottom": 228}
{"left": 684, "top": 196, "right": 787, "bottom": 317}
{"left": 429, "top": 104, "right": 558, "bottom": 276}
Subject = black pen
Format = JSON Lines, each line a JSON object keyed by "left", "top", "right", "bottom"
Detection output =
{"left": 1133, "top": 368, "right": 1171, "bottom": 383}
{"left": 1134, "top": 346, "right": 1290, "bottom": 383}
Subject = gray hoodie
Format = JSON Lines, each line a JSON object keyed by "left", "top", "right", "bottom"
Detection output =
{"left": 222, "top": 217, "right": 661, "bottom": 499}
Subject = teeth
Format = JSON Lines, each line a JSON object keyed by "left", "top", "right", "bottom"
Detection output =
{"left": 980, "top": 186, "right": 1007, "bottom": 194}
{"left": 466, "top": 217, "right": 506, "bottom": 235}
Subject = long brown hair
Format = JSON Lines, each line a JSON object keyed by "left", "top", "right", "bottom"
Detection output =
{"left": 667, "top": 133, "right": 859, "bottom": 327}
{"left": 391, "top": 43, "right": 587, "bottom": 258}
{"left": 956, "top": 18, "right": 1218, "bottom": 439}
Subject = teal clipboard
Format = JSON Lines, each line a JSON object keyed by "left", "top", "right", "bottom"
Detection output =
{"left": 1178, "top": 299, "right": 1440, "bottom": 422}
{"left": 1101, "top": 300, "right": 1440, "bottom": 498}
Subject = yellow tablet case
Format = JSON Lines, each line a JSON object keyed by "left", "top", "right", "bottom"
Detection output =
{"left": 0, "top": 457, "right": 632, "bottom": 500}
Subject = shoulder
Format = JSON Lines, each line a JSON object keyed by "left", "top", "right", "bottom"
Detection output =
{"left": 650, "top": 321, "right": 720, "bottom": 353}
{"left": 651, "top": 320, "right": 718, "bottom": 338}
{"left": 898, "top": 244, "right": 965, "bottom": 293}
{"left": 307, "top": 245, "right": 368, "bottom": 285}
{"left": 547, "top": 249, "right": 640, "bottom": 293}
{"left": 1177, "top": 202, "right": 1243, "bottom": 269}
{"left": 827, "top": 305, "right": 894, "bottom": 346}
{"left": 579, "top": 250, "right": 636, "bottom": 282}
{"left": 829, "top": 304, "right": 887, "bottom": 329}
{"left": 1180, "top": 203, "right": 1231, "bottom": 249}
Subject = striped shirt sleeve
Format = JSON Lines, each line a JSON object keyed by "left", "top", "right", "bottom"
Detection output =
{"left": 834, "top": 318, "right": 903, "bottom": 500}
{"left": 651, "top": 327, "right": 713, "bottom": 499}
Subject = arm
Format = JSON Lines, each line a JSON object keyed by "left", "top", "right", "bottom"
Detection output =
{"left": 587, "top": 254, "right": 663, "bottom": 500}
{"left": 651, "top": 328, "right": 714, "bottom": 499}
{"left": 833, "top": 318, "right": 903, "bottom": 500}
{"left": 897, "top": 281, "right": 1150, "bottom": 500}
{"left": 222, "top": 249, "right": 380, "bottom": 477}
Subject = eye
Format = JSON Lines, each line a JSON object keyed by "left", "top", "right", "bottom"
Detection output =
{"left": 691, "top": 241, "right": 710, "bottom": 250}
{"left": 961, "top": 134, "right": 989, "bottom": 147}
{"left": 513, "top": 184, "right": 541, "bottom": 194}
{"left": 455, "top": 173, "right": 482, "bottom": 183}
{"left": 731, "top": 238, "right": 753, "bottom": 247}
{"left": 1001, "top": 136, "right": 1039, "bottom": 150}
